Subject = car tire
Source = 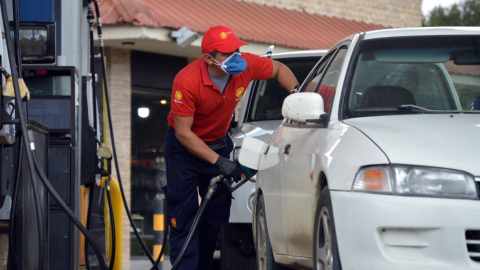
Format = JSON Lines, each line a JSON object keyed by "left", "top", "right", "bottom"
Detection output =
{"left": 219, "top": 225, "right": 256, "bottom": 270}
{"left": 313, "top": 187, "right": 342, "bottom": 270}
{"left": 256, "top": 194, "right": 293, "bottom": 270}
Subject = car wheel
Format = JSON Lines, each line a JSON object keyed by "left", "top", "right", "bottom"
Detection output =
{"left": 256, "top": 194, "right": 292, "bottom": 270}
{"left": 219, "top": 225, "right": 256, "bottom": 270}
{"left": 313, "top": 187, "right": 342, "bottom": 270}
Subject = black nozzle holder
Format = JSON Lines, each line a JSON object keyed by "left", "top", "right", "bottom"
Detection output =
{"left": 0, "top": 66, "right": 10, "bottom": 78}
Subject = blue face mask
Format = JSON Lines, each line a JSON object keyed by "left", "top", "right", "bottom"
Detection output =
{"left": 213, "top": 52, "right": 247, "bottom": 75}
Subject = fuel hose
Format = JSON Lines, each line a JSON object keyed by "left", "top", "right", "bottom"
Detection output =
{"left": 85, "top": 178, "right": 117, "bottom": 270}
{"left": 31, "top": 150, "right": 107, "bottom": 270}
{"left": 8, "top": 0, "right": 45, "bottom": 268}
{"left": 170, "top": 175, "right": 222, "bottom": 270}
{"left": 86, "top": 1, "right": 110, "bottom": 268}
{"left": 92, "top": 0, "right": 158, "bottom": 265}
{"left": 7, "top": 140, "right": 22, "bottom": 270}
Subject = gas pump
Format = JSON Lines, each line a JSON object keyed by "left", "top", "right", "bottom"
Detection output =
{"left": 0, "top": 0, "right": 113, "bottom": 269}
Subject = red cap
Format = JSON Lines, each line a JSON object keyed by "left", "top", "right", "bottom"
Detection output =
{"left": 201, "top": 25, "right": 248, "bottom": 54}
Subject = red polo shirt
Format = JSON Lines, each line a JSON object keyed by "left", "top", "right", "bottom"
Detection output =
{"left": 167, "top": 53, "right": 273, "bottom": 142}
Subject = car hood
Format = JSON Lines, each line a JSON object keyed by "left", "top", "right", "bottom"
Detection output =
{"left": 343, "top": 114, "right": 480, "bottom": 176}
{"left": 232, "top": 120, "right": 283, "bottom": 146}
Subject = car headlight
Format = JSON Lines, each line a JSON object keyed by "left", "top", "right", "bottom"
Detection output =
{"left": 393, "top": 166, "right": 477, "bottom": 199}
{"left": 353, "top": 165, "right": 478, "bottom": 199}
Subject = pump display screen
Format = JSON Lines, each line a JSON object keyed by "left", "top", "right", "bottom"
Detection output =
{"left": 15, "top": 26, "right": 48, "bottom": 56}
{"left": 9, "top": 22, "right": 56, "bottom": 64}
{"left": 10, "top": 26, "right": 47, "bottom": 56}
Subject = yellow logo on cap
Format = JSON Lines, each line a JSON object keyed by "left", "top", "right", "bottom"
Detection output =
{"left": 220, "top": 32, "right": 228, "bottom": 39}
{"left": 236, "top": 87, "right": 245, "bottom": 97}
{"left": 175, "top": 91, "right": 182, "bottom": 100}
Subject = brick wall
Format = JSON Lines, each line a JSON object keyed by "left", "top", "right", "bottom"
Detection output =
{"left": 239, "top": 0, "right": 422, "bottom": 27}
{"left": 104, "top": 47, "right": 132, "bottom": 269}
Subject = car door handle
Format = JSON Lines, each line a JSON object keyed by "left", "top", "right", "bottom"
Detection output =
{"left": 284, "top": 144, "right": 291, "bottom": 155}
{"left": 264, "top": 145, "right": 270, "bottom": 154}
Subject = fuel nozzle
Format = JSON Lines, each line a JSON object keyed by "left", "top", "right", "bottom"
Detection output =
{"left": 95, "top": 138, "right": 113, "bottom": 159}
{"left": 220, "top": 159, "right": 257, "bottom": 192}
{"left": 1, "top": 65, "right": 30, "bottom": 100}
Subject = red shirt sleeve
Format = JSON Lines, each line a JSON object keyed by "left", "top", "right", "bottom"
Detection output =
{"left": 243, "top": 52, "right": 273, "bottom": 81}
{"left": 170, "top": 78, "right": 196, "bottom": 117}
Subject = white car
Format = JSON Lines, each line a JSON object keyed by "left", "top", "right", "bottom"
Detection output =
{"left": 218, "top": 50, "right": 325, "bottom": 269}
{"left": 252, "top": 27, "right": 480, "bottom": 270}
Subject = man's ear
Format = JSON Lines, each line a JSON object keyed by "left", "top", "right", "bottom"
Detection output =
{"left": 204, "top": 54, "right": 213, "bottom": 65}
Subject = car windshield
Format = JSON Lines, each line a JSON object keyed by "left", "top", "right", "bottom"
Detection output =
{"left": 345, "top": 36, "right": 480, "bottom": 119}
{"left": 248, "top": 57, "right": 320, "bottom": 121}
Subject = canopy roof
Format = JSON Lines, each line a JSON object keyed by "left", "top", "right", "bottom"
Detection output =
{"left": 96, "top": 0, "right": 389, "bottom": 49}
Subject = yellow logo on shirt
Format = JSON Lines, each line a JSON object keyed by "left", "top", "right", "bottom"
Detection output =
{"left": 175, "top": 91, "right": 182, "bottom": 100}
{"left": 236, "top": 87, "right": 245, "bottom": 97}
{"left": 220, "top": 32, "right": 228, "bottom": 39}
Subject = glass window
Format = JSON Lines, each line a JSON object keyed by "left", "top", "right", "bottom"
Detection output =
{"left": 315, "top": 48, "right": 347, "bottom": 112}
{"left": 130, "top": 92, "right": 170, "bottom": 257}
{"left": 444, "top": 60, "right": 480, "bottom": 110}
{"left": 303, "top": 62, "right": 328, "bottom": 93}
{"left": 23, "top": 75, "right": 71, "bottom": 96}
{"left": 346, "top": 36, "right": 480, "bottom": 119}
{"left": 248, "top": 57, "right": 321, "bottom": 121}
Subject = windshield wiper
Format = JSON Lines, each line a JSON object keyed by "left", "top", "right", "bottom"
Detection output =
{"left": 352, "top": 107, "right": 416, "bottom": 113}
{"left": 398, "top": 104, "right": 480, "bottom": 114}
{"left": 397, "top": 104, "right": 431, "bottom": 111}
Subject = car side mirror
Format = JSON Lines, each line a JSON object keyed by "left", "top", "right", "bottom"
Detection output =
{"left": 281, "top": 92, "right": 326, "bottom": 122}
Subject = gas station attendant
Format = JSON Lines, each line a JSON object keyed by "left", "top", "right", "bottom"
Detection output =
{"left": 165, "top": 25, "right": 299, "bottom": 270}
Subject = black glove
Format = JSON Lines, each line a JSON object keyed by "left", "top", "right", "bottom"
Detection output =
{"left": 214, "top": 156, "right": 245, "bottom": 182}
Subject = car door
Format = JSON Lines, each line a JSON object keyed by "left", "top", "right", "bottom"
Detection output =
{"left": 280, "top": 46, "right": 349, "bottom": 258}
{"left": 253, "top": 54, "right": 324, "bottom": 255}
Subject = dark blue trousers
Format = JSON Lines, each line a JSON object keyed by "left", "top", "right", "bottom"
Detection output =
{"left": 164, "top": 127, "right": 233, "bottom": 270}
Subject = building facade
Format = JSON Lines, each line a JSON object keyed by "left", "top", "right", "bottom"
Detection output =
{"left": 240, "top": 0, "right": 423, "bottom": 27}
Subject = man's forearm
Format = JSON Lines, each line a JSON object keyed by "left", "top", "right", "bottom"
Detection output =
{"left": 276, "top": 63, "right": 298, "bottom": 93}
{"left": 175, "top": 129, "right": 219, "bottom": 164}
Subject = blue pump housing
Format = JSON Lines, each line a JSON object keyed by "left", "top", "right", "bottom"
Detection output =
{"left": 19, "top": 0, "right": 54, "bottom": 22}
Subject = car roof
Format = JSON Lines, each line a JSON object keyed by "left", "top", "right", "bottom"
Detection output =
{"left": 363, "top": 27, "right": 480, "bottom": 40}
{"left": 263, "top": 49, "right": 328, "bottom": 60}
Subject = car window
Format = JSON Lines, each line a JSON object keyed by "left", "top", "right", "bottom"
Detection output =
{"left": 442, "top": 60, "right": 480, "bottom": 110}
{"left": 345, "top": 36, "right": 480, "bottom": 119}
{"left": 315, "top": 47, "right": 347, "bottom": 112}
{"left": 248, "top": 57, "right": 320, "bottom": 122}
{"left": 302, "top": 53, "right": 335, "bottom": 93}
